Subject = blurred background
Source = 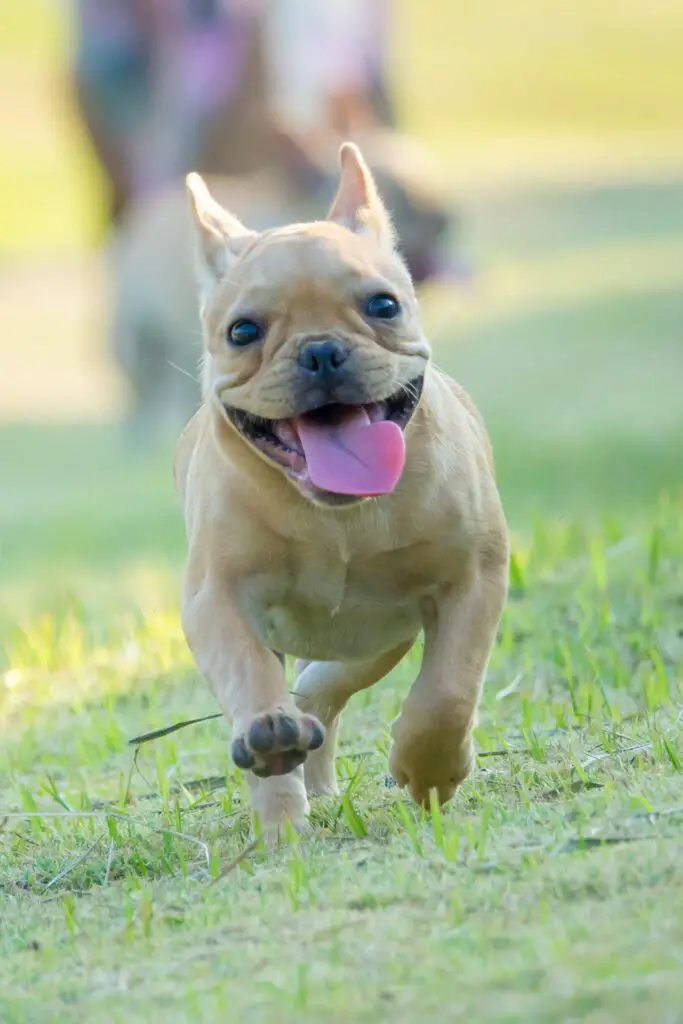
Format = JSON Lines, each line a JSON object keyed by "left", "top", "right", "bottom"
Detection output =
{"left": 1, "top": 0, "right": 682, "bottom": 600}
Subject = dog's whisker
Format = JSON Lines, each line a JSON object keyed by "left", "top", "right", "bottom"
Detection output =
{"left": 394, "top": 379, "right": 419, "bottom": 406}
{"left": 167, "top": 361, "right": 200, "bottom": 383}
{"left": 217, "top": 273, "right": 242, "bottom": 288}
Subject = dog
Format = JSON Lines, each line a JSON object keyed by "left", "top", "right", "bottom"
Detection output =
{"left": 174, "top": 143, "right": 508, "bottom": 833}
{"left": 110, "top": 132, "right": 459, "bottom": 440}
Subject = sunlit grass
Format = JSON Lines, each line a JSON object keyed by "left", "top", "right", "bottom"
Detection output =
{"left": 2, "top": 507, "right": 683, "bottom": 1020}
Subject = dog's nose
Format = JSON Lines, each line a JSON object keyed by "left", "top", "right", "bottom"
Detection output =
{"left": 298, "top": 340, "right": 348, "bottom": 378}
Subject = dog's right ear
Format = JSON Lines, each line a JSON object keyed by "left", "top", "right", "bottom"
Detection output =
{"left": 186, "top": 173, "right": 254, "bottom": 301}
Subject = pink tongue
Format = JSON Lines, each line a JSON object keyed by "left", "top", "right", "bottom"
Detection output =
{"left": 295, "top": 408, "right": 406, "bottom": 496}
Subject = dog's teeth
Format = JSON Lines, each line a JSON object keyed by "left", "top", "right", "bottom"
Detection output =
{"left": 367, "top": 402, "right": 387, "bottom": 424}
{"left": 273, "top": 420, "right": 302, "bottom": 453}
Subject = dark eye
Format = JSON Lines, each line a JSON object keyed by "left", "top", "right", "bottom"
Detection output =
{"left": 227, "top": 319, "right": 263, "bottom": 347}
{"left": 366, "top": 293, "right": 400, "bottom": 320}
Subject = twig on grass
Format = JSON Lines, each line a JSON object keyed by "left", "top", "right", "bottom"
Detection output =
{"left": 209, "top": 838, "right": 262, "bottom": 886}
{"left": 550, "top": 833, "right": 669, "bottom": 856}
{"left": 580, "top": 742, "right": 652, "bottom": 770}
{"left": 123, "top": 713, "right": 226, "bottom": 808}
{"left": 477, "top": 748, "right": 528, "bottom": 759}
{"left": 42, "top": 832, "right": 107, "bottom": 895}
{"left": 131, "top": 745, "right": 158, "bottom": 799}
{"left": 128, "top": 712, "right": 223, "bottom": 746}
{"left": 178, "top": 774, "right": 229, "bottom": 793}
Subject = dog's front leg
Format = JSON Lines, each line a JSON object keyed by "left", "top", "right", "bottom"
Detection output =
{"left": 389, "top": 555, "right": 508, "bottom": 806}
{"left": 181, "top": 572, "right": 324, "bottom": 830}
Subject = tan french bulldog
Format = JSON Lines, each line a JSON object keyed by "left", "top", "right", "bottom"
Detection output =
{"left": 175, "top": 144, "right": 508, "bottom": 833}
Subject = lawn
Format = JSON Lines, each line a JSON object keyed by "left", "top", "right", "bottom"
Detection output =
{"left": 2, "top": 1, "right": 683, "bottom": 1021}
{"left": 2, "top": 475, "right": 683, "bottom": 1022}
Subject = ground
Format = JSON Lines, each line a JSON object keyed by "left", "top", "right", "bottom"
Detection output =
{"left": 2, "top": 499, "right": 683, "bottom": 1022}
{"left": 1, "top": 3, "right": 683, "bottom": 1022}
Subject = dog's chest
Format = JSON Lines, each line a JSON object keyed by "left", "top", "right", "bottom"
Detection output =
{"left": 238, "top": 541, "right": 443, "bottom": 662}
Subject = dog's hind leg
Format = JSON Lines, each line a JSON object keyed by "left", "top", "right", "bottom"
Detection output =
{"left": 292, "top": 642, "right": 414, "bottom": 797}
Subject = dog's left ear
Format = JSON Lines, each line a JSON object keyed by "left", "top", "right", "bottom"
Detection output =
{"left": 327, "top": 143, "right": 395, "bottom": 251}
{"left": 186, "top": 173, "right": 255, "bottom": 301}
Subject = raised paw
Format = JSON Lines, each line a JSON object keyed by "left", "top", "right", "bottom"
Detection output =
{"left": 231, "top": 709, "right": 325, "bottom": 778}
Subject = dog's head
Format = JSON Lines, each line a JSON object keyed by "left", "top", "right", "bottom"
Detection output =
{"left": 188, "top": 143, "right": 431, "bottom": 507}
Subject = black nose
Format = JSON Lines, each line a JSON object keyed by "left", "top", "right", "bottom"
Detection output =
{"left": 298, "top": 340, "right": 348, "bottom": 378}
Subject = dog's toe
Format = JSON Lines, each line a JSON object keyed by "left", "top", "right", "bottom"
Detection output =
{"left": 232, "top": 709, "right": 325, "bottom": 777}
{"left": 253, "top": 749, "right": 307, "bottom": 778}
{"left": 248, "top": 716, "right": 277, "bottom": 753}
{"left": 308, "top": 720, "right": 325, "bottom": 750}
{"left": 272, "top": 713, "right": 300, "bottom": 748}
{"left": 231, "top": 736, "right": 256, "bottom": 770}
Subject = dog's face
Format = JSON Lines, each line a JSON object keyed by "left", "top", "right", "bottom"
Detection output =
{"left": 188, "top": 144, "right": 430, "bottom": 506}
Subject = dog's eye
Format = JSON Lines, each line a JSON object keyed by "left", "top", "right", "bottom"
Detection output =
{"left": 227, "top": 319, "right": 263, "bottom": 347}
{"left": 366, "top": 293, "right": 400, "bottom": 320}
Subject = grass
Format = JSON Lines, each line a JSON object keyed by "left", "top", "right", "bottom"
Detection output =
{"left": 2, "top": 505, "right": 683, "bottom": 1022}
{"left": 2, "top": 1, "right": 683, "bottom": 1019}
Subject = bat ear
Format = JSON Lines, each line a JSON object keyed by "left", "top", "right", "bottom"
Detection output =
{"left": 186, "top": 173, "right": 255, "bottom": 300}
{"left": 327, "top": 143, "right": 395, "bottom": 251}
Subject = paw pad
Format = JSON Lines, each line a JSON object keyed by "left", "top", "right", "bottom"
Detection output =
{"left": 231, "top": 710, "right": 325, "bottom": 778}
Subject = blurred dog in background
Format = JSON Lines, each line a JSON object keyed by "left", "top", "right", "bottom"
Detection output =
{"left": 71, "top": 0, "right": 464, "bottom": 439}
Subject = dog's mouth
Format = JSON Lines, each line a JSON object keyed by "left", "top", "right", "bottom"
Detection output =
{"left": 224, "top": 376, "right": 424, "bottom": 503}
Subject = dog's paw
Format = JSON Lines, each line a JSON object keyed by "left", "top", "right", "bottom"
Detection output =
{"left": 231, "top": 709, "right": 325, "bottom": 778}
{"left": 389, "top": 719, "right": 473, "bottom": 807}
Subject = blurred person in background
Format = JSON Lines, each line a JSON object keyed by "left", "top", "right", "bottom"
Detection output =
{"left": 71, "top": 0, "right": 396, "bottom": 233}
{"left": 71, "top": 0, "right": 154, "bottom": 228}
{"left": 265, "top": 0, "right": 395, "bottom": 137}
{"left": 71, "top": 0, "right": 265, "bottom": 230}
{"left": 72, "top": 0, "right": 461, "bottom": 439}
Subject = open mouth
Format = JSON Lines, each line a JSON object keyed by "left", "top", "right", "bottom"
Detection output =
{"left": 224, "top": 376, "right": 424, "bottom": 501}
